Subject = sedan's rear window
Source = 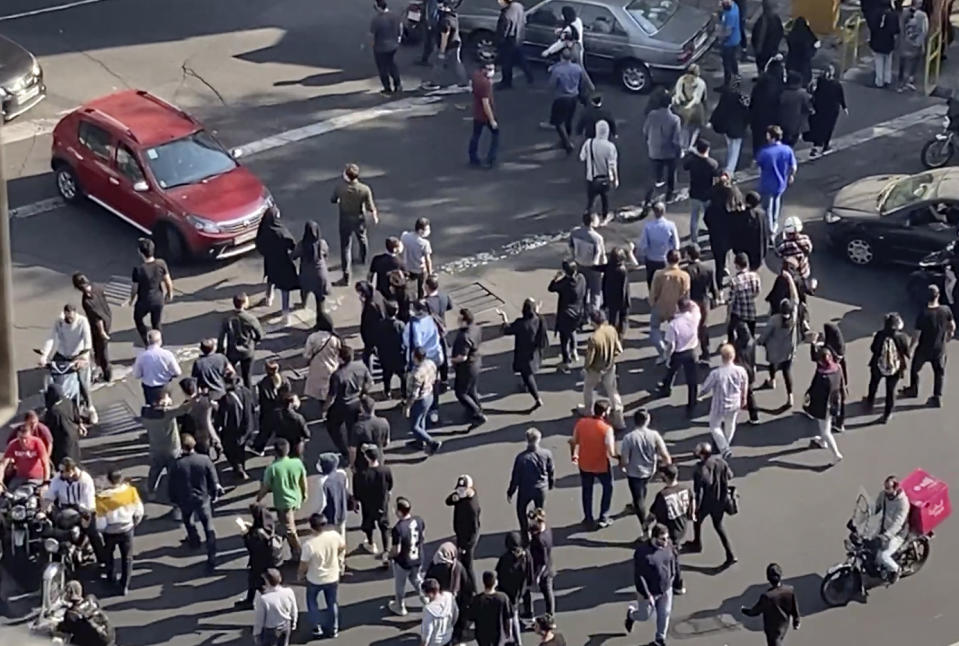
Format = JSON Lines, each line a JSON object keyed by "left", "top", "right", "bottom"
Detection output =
{"left": 626, "top": 0, "right": 678, "bottom": 32}
{"left": 144, "top": 130, "right": 237, "bottom": 190}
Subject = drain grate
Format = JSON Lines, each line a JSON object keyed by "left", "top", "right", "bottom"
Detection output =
{"left": 448, "top": 282, "right": 505, "bottom": 318}
{"left": 96, "top": 401, "right": 142, "bottom": 436}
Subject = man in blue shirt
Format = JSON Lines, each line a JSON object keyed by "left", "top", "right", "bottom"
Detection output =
{"left": 548, "top": 48, "right": 585, "bottom": 154}
{"left": 632, "top": 202, "right": 680, "bottom": 291}
{"left": 719, "top": 0, "right": 741, "bottom": 88}
{"left": 755, "top": 125, "right": 798, "bottom": 239}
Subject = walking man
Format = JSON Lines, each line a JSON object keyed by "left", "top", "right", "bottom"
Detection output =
{"left": 72, "top": 273, "right": 112, "bottom": 383}
{"left": 218, "top": 292, "right": 264, "bottom": 388}
{"left": 643, "top": 98, "right": 682, "bottom": 204}
{"left": 582, "top": 310, "right": 625, "bottom": 428}
{"left": 371, "top": 0, "right": 403, "bottom": 94}
{"left": 570, "top": 400, "right": 617, "bottom": 529}
{"left": 299, "top": 513, "right": 346, "bottom": 639}
{"left": 646, "top": 248, "right": 690, "bottom": 363}
{"left": 469, "top": 62, "right": 499, "bottom": 168}
{"left": 719, "top": 0, "right": 742, "bottom": 88}
{"left": 253, "top": 568, "right": 298, "bottom": 646}
{"left": 507, "top": 428, "right": 555, "bottom": 541}
{"left": 95, "top": 470, "right": 144, "bottom": 595}
{"left": 684, "top": 244, "right": 717, "bottom": 359}
{"left": 352, "top": 446, "right": 394, "bottom": 565}
{"left": 470, "top": 571, "right": 513, "bottom": 646}
{"left": 619, "top": 408, "right": 671, "bottom": 538}
{"left": 129, "top": 237, "right": 173, "bottom": 345}
{"left": 625, "top": 524, "right": 678, "bottom": 646}
{"left": 401, "top": 217, "right": 433, "bottom": 299}
{"left": 451, "top": 308, "right": 486, "bottom": 426}
{"left": 495, "top": 0, "right": 533, "bottom": 89}
{"left": 658, "top": 298, "right": 702, "bottom": 415}
{"left": 389, "top": 496, "right": 427, "bottom": 616}
{"left": 701, "top": 344, "right": 749, "bottom": 457}
{"left": 548, "top": 48, "right": 585, "bottom": 154}
{"left": 445, "top": 474, "right": 481, "bottom": 587}
{"left": 683, "top": 138, "right": 720, "bottom": 242}
{"left": 331, "top": 163, "right": 378, "bottom": 286}
{"left": 634, "top": 202, "right": 681, "bottom": 292}
{"left": 569, "top": 212, "right": 607, "bottom": 315}
{"left": 132, "top": 330, "right": 181, "bottom": 405}
{"left": 755, "top": 125, "right": 797, "bottom": 238}
{"left": 901, "top": 284, "right": 955, "bottom": 407}
{"left": 741, "top": 563, "right": 801, "bottom": 646}
{"left": 325, "top": 344, "right": 374, "bottom": 462}
{"left": 728, "top": 252, "right": 761, "bottom": 337}
{"left": 684, "top": 442, "right": 736, "bottom": 566}
{"left": 168, "top": 433, "right": 220, "bottom": 572}
{"left": 649, "top": 464, "right": 693, "bottom": 595}
{"left": 257, "top": 438, "right": 309, "bottom": 563}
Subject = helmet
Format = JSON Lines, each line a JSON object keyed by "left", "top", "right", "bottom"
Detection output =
{"left": 782, "top": 216, "right": 803, "bottom": 234}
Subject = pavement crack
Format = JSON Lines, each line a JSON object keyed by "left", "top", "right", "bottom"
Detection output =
{"left": 180, "top": 62, "right": 227, "bottom": 105}
{"left": 79, "top": 50, "right": 130, "bottom": 89}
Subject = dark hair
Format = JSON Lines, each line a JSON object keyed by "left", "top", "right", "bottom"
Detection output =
{"left": 927, "top": 284, "right": 940, "bottom": 301}
{"left": 685, "top": 243, "right": 701, "bottom": 260}
{"left": 384, "top": 300, "right": 399, "bottom": 317}
{"left": 274, "top": 438, "right": 291, "bottom": 456}
{"left": 535, "top": 614, "right": 557, "bottom": 631}
{"left": 386, "top": 236, "right": 401, "bottom": 253}
{"left": 425, "top": 275, "right": 440, "bottom": 292}
{"left": 562, "top": 260, "right": 577, "bottom": 276}
{"left": 694, "top": 138, "right": 710, "bottom": 154}
{"left": 610, "top": 247, "right": 628, "bottom": 266}
{"left": 677, "top": 296, "right": 692, "bottom": 313}
{"left": 745, "top": 190, "right": 761, "bottom": 207}
{"left": 650, "top": 524, "right": 669, "bottom": 540}
{"left": 415, "top": 217, "right": 430, "bottom": 232}
{"left": 666, "top": 249, "right": 681, "bottom": 264}
{"left": 589, "top": 308, "right": 607, "bottom": 325}
{"left": 360, "top": 395, "right": 376, "bottom": 415}
{"left": 71, "top": 272, "right": 89, "bottom": 289}
{"left": 413, "top": 347, "right": 426, "bottom": 362}
{"left": 734, "top": 252, "right": 749, "bottom": 269}
{"left": 661, "top": 463, "right": 679, "bottom": 481}
{"left": 633, "top": 408, "right": 650, "bottom": 426}
{"left": 263, "top": 568, "right": 282, "bottom": 586}
{"left": 590, "top": 93, "right": 603, "bottom": 106}
{"left": 107, "top": 470, "right": 124, "bottom": 485}
{"left": 363, "top": 445, "right": 380, "bottom": 463}
{"left": 309, "top": 513, "right": 327, "bottom": 531}
{"left": 137, "top": 237, "right": 155, "bottom": 257}
{"left": 199, "top": 339, "right": 215, "bottom": 354}
{"left": 482, "top": 570, "right": 497, "bottom": 587}
{"left": 779, "top": 298, "right": 794, "bottom": 320}
{"left": 766, "top": 125, "right": 783, "bottom": 141}
{"left": 521, "top": 298, "right": 536, "bottom": 318}
{"left": 338, "top": 344, "right": 354, "bottom": 363}
{"left": 422, "top": 578, "right": 441, "bottom": 595}
{"left": 179, "top": 376, "right": 197, "bottom": 396}
{"left": 883, "top": 312, "right": 903, "bottom": 333}
{"left": 459, "top": 308, "right": 474, "bottom": 324}
{"left": 396, "top": 496, "right": 412, "bottom": 514}
{"left": 63, "top": 303, "right": 76, "bottom": 314}
{"left": 592, "top": 399, "right": 610, "bottom": 417}
{"left": 233, "top": 293, "right": 247, "bottom": 309}
{"left": 582, "top": 211, "right": 596, "bottom": 227}
{"left": 766, "top": 562, "right": 783, "bottom": 583}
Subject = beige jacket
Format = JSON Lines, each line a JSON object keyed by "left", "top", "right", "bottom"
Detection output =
{"left": 585, "top": 323, "right": 623, "bottom": 373}
{"left": 650, "top": 265, "right": 690, "bottom": 319}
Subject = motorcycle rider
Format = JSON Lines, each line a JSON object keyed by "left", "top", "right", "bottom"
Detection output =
{"left": 43, "top": 457, "right": 105, "bottom": 568}
{"left": 0, "top": 422, "right": 51, "bottom": 490}
{"left": 38, "top": 303, "right": 94, "bottom": 414}
{"left": 872, "top": 475, "right": 910, "bottom": 584}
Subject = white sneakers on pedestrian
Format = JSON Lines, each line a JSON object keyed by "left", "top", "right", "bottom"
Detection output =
{"left": 388, "top": 600, "right": 408, "bottom": 616}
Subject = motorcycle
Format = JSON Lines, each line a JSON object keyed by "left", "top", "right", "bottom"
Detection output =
{"left": 33, "top": 348, "right": 83, "bottom": 407}
{"left": 907, "top": 241, "right": 958, "bottom": 308}
{"left": 920, "top": 117, "right": 956, "bottom": 169}
{"left": 820, "top": 489, "right": 932, "bottom": 607}
{"left": 0, "top": 480, "right": 46, "bottom": 561}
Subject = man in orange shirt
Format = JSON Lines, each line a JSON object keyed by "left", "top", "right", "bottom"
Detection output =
{"left": 569, "top": 400, "right": 618, "bottom": 528}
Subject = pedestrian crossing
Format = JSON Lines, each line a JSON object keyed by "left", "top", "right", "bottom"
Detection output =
{"left": 102, "top": 276, "right": 129, "bottom": 307}
{"left": 96, "top": 400, "right": 142, "bottom": 437}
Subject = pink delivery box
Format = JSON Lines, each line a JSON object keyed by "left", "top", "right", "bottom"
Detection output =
{"left": 901, "top": 469, "right": 952, "bottom": 535}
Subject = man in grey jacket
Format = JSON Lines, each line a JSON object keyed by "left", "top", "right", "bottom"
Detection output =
{"left": 873, "top": 475, "right": 910, "bottom": 583}
{"left": 642, "top": 93, "right": 683, "bottom": 207}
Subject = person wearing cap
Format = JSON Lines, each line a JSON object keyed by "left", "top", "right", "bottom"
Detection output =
{"left": 445, "top": 474, "right": 481, "bottom": 588}
{"left": 741, "top": 562, "right": 800, "bottom": 645}
{"left": 72, "top": 272, "right": 113, "bottom": 383}
{"left": 56, "top": 580, "right": 115, "bottom": 646}
{"left": 576, "top": 93, "right": 617, "bottom": 140}
{"left": 253, "top": 567, "right": 298, "bottom": 646}
{"left": 352, "top": 446, "right": 393, "bottom": 564}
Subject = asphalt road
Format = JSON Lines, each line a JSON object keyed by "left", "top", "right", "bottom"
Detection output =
{"left": 2, "top": 1, "right": 959, "bottom": 645}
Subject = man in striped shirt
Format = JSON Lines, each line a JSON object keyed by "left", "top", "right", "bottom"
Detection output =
{"left": 727, "top": 253, "right": 761, "bottom": 338}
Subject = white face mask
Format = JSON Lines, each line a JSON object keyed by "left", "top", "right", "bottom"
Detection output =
{"left": 485, "top": 69, "right": 495, "bottom": 78}
{"left": 422, "top": 226, "right": 432, "bottom": 238}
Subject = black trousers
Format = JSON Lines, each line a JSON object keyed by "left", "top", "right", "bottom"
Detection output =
{"left": 519, "top": 368, "right": 540, "bottom": 401}
{"left": 381, "top": 365, "right": 406, "bottom": 397}
{"left": 245, "top": 563, "right": 268, "bottom": 602}
{"left": 909, "top": 350, "right": 946, "bottom": 397}
{"left": 133, "top": 301, "right": 163, "bottom": 344}
{"left": 692, "top": 508, "right": 734, "bottom": 559}
{"left": 419, "top": 20, "right": 436, "bottom": 63}
{"left": 360, "top": 505, "right": 390, "bottom": 550}
{"left": 498, "top": 39, "right": 532, "bottom": 87}
{"left": 644, "top": 158, "right": 677, "bottom": 204}
{"left": 457, "top": 538, "right": 477, "bottom": 590}
{"left": 339, "top": 222, "right": 369, "bottom": 281}
{"left": 586, "top": 180, "right": 610, "bottom": 217}
{"left": 550, "top": 97, "right": 577, "bottom": 150}
{"left": 103, "top": 528, "right": 134, "bottom": 588}
{"left": 645, "top": 259, "right": 666, "bottom": 291}
{"left": 408, "top": 272, "right": 426, "bottom": 300}
{"left": 727, "top": 313, "right": 756, "bottom": 339}
{"left": 606, "top": 305, "right": 629, "bottom": 336}
{"left": 516, "top": 488, "right": 546, "bottom": 541}
{"left": 765, "top": 626, "right": 789, "bottom": 646}
{"left": 559, "top": 329, "right": 576, "bottom": 364}
{"left": 867, "top": 367, "right": 900, "bottom": 418}
{"left": 234, "top": 356, "right": 253, "bottom": 388}
{"left": 627, "top": 475, "right": 650, "bottom": 533}
{"left": 661, "top": 349, "right": 699, "bottom": 411}
{"left": 769, "top": 360, "right": 794, "bottom": 395}
{"left": 695, "top": 299, "right": 710, "bottom": 357}
{"left": 302, "top": 289, "right": 334, "bottom": 332}
{"left": 454, "top": 362, "right": 483, "bottom": 419}
{"left": 326, "top": 401, "right": 361, "bottom": 462}
{"left": 91, "top": 329, "right": 111, "bottom": 381}
{"left": 521, "top": 572, "right": 556, "bottom": 617}
{"left": 373, "top": 49, "right": 401, "bottom": 91}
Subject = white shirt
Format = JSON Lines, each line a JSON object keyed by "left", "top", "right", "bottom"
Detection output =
{"left": 702, "top": 362, "right": 749, "bottom": 417}
{"left": 44, "top": 471, "right": 96, "bottom": 512}
{"left": 665, "top": 305, "right": 701, "bottom": 355}
{"left": 40, "top": 314, "right": 92, "bottom": 363}
{"left": 401, "top": 231, "right": 432, "bottom": 274}
{"left": 253, "top": 586, "right": 298, "bottom": 635}
{"left": 132, "top": 344, "right": 182, "bottom": 387}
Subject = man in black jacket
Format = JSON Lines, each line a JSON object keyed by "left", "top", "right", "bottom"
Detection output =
{"left": 215, "top": 373, "right": 256, "bottom": 480}
{"left": 683, "top": 244, "right": 718, "bottom": 360}
{"left": 682, "top": 139, "right": 720, "bottom": 243}
{"left": 506, "top": 428, "right": 555, "bottom": 543}
{"left": 351, "top": 395, "right": 390, "bottom": 470}
{"left": 450, "top": 308, "right": 486, "bottom": 426}
{"left": 325, "top": 344, "right": 373, "bottom": 463}
{"left": 168, "top": 433, "right": 220, "bottom": 571}
{"left": 741, "top": 562, "right": 801, "bottom": 645}
{"left": 683, "top": 442, "right": 736, "bottom": 565}
{"left": 275, "top": 392, "right": 311, "bottom": 458}
{"left": 352, "top": 446, "right": 393, "bottom": 566}
{"left": 626, "top": 524, "right": 678, "bottom": 646}
{"left": 445, "top": 474, "right": 481, "bottom": 588}
{"left": 217, "top": 292, "right": 264, "bottom": 388}
{"left": 576, "top": 93, "right": 617, "bottom": 139}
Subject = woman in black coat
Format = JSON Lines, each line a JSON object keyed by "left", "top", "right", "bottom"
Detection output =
{"left": 255, "top": 207, "right": 299, "bottom": 320}
{"left": 807, "top": 64, "right": 847, "bottom": 155}
{"left": 729, "top": 191, "right": 768, "bottom": 270}
{"left": 44, "top": 383, "right": 82, "bottom": 467}
{"left": 547, "top": 260, "right": 586, "bottom": 370}
{"left": 805, "top": 346, "right": 844, "bottom": 462}
{"left": 239, "top": 503, "right": 280, "bottom": 606}
{"left": 751, "top": 0, "right": 784, "bottom": 72}
{"left": 785, "top": 17, "right": 819, "bottom": 87}
{"left": 355, "top": 280, "right": 387, "bottom": 369}
{"left": 812, "top": 322, "right": 848, "bottom": 430}
{"left": 709, "top": 80, "right": 751, "bottom": 176}
{"left": 703, "top": 174, "right": 744, "bottom": 290}
{"left": 293, "top": 221, "right": 333, "bottom": 332}
{"left": 498, "top": 298, "right": 548, "bottom": 409}
{"left": 750, "top": 60, "right": 785, "bottom": 158}
{"left": 601, "top": 247, "right": 631, "bottom": 337}
{"left": 778, "top": 71, "right": 813, "bottom": 146}
{"left": 252, "top": 360, "right": 290, "bottom": 453}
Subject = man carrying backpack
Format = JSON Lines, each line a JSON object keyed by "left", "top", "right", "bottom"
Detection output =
{"left": 57, "top": 580, "right": 116, "bottom": 646}
{"left": 865, "top": 312, "right": 911, "bottom": 424}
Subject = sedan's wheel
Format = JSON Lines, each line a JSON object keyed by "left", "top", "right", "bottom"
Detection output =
{"left": 55, "top": 165, "right": 82, "bottom": 203}
{"left": 618, "top": 60, "right": 651, "bottom": 94}
{"left": 845, "top": 237, "right": 875, "bottom": 265}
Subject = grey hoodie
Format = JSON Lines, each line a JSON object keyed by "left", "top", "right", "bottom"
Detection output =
{"left": 421, "top": 590, "right": 458, "bottom": 645}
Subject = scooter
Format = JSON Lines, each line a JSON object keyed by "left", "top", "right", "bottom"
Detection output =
{"left": 906, "top": 241, "right": 958, "bottom": 308}
{"left": 33, "top": 348, "right": 82, "bottom": 407}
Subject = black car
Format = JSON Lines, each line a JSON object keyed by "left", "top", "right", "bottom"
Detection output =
{"left": 0, "top": 34, "right": 45, "bottom": 120}
{"left": 825, "top": 169, "right": 959, "bottom": 266}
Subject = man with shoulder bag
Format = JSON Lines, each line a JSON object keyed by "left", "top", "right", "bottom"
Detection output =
{"left": 579, "top": 120, "right": 619, "bottom": 225}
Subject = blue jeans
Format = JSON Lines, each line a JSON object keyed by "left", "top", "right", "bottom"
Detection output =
{"left": 410, "top": 394, "right": 435, "bottom": 446}
{"left": 468, "top": 120, "right": 499, "bottom": 165}
{"left": 762, "top": 191, "right": 783, "bottom": 237}
{"left": 580, "top": 469, "right": 613, "bottom": 523}
{"left": 689, "top": 199, "right": 708, "bottom": 241}
{"left": 649, "top": 310, "right": 665, "bottom": 358}
{"left": 724, "top": 136, "right": 742, "bottom": 176}
{"left": 306, "top": 581, "right": 339, "bottom": 635}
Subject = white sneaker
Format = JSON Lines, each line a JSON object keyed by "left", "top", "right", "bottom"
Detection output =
{"left": 360, "top": 541, "right": 376, "bottom": 554}
{"left": 388, "top": 600, "right": 408, "bottom": 616}
{"left": 282, "top": 313, "right": 293, "bottom": 327}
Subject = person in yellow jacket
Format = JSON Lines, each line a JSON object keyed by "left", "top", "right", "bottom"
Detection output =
{"left": 96, "top": 470, "right": 144, "bottom": 595}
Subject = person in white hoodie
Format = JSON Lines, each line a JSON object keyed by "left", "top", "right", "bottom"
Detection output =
{"left": 95, "top": 470, "right": 144, "bottom": 595}
{"left": 420, "top": 577, "right": 459, "bottom": 646}
{"left": 542, "top": 5, "right": 593, "bottom": 89}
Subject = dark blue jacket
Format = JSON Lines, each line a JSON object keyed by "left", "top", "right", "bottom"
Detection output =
{"left": 168, "top": 451, "right": 219, "bottom": 507}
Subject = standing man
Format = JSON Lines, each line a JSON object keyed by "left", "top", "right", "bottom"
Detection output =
{"left": 369, "top": 237, "right": 406, "bottom": 298}
{"left": 582, "top": 310, "right": 625, "bottom": 428}
{"left": 129, "top": 237, "right": 173, "bottom": 345}
{"left": 389, "top": 496, "right": 427, "bottom": 616}
{"left": 901, "top": 284, "right": 955, "bottom": 407}
{"left": 445, "top": 474, "right": 481, "bottom": 588}
{"left": 643, "top": 98, "right": 682, "bottom": 205}
{"left": 741, "top": 563, "right": 801, "bottom": 646}
{"left": 218, "top": 292, "right": 263, "bottom": 388}
{"left": 325, "top": 344, "right": 374, "bottom": 462}
{"left": 646, "top": 248, "right": 690, "bottom": 364}
{"left": 569, "top": 212, "right": 607, "bottom": 316}
{"left": 168, "top": 433, "right": 220, "bottom": 572}
{"left": 547, "top": 48, "right": 585, "bottom": 154}
{"left": 507, "top": 428, "right": 555, "bottom": 541}
{"left": 418, "top": 0, "right": 440, "bottom": 65}
{"left": 619, "top": 408, "right": 672, "bottom": 538}
{"left": 371, "top": 0, "right": 403, "bottom": 95}
{"left": 451, "top": 308, "right": 486, "bottom": 426}
{"left": 701, "top": 344, "right": 749, "bottom": 457}
{"left": 353, "top": 445, "right": 394, "bottom": 565}
{"left": 755, "top": 125, "right": 797, "bottom": 238}
{"left": 401, "top": 217, "right": 433, "bottom": 299}
{"left": 658, "top": 298, "right": 702, "bottom": 416}
{"left": 470, "top": 571, "right": 513, "bottom": 646}
{"left": 331, "top": 163, "right": 378, "bottom": 287}
{"left": 648, "top": 465, "right": 694, "bottom": 595}
{"left": 728, "top": 252, "right": 761, "bottom": 337}
{"left": 424, "top": 0, "right": 467, "bottom": 89}
{"left": 570, "top": 400, "right": 617, "bottom": 529}
{"left": 299, "top": 513, "right": 346, "bottom": 639}
{"left": 96, "top": 470, "right": 144, "bottom": 596}
{"left": 684, "top": 244, "right": 717, "bottom": 360}
{"left": 495, "top": 0, "right": 533, "bottom": 89}
{"left": 38, "top": 303, "right": 93, "bottom": 410}
{"left": 625, "top": 524, "right": 678, "bottom": 646}
{"left": 469, "top": 62, "right": 500, "bottom": 168}
{"left": 253, "top": 568, "right": 298, "bottom": 646}
{"left": 139, "top": 388, "right": 191, "bottom": 506}
{"left": 684, "top": 442, "right": 736, "bottom": 566}
{"left": 72, "top": 273, "right": 112, "bottom": 383}
{"left": 898, "top": 4, "right": 929, "bottom": 92}
{"left": 682, "top": 139, "right": 720, "bottom": 243}
{"left": 634, "top": 202, "right": 680, "bottom": 292}
{"left": 192, "top": 339, "right": 232, "bottom": 399}
{"left": 719, "top": 0, "right": 742, "bottom": 89}
{"left": 257, "top": 438, "right": 309, "bottom": 564}
{"left": 132, "top": 330, "right": 181, "bottom": 405}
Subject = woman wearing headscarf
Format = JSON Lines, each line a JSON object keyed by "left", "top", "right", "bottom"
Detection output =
{"left": 601, "top": 247, "right": 631, "bottom": 336}
{"left": 293, "top": 221, "right": 333, "bottom": 332}
{"left": 580, "top": 120, "right": 619, "bottom": 223}
{"left": 765, "top": 258, "right": 799, "bottom": 314}
{"left": 729, "top": 191, "right": 767, "bottom": 270}
{"left": 703, "top": 173, "right": 744, "bottom": 291}
{"left": 759, "top": 298, "right": 797, "bottom": 407}
{"left": 425, "top": 541, "right": 474, "bottom": 644}
{"left": 237, "top": 503, "right": 280, "bottom": 607}
{"left": 355, "top": 280, "right": 387, "bottom": 370}
{"left": 751, "top": 0, "right": 784, "bottom": 72}
{"left": 865, "top": 312, "right": 911, "bottom": 423}
{"left": 255, "top": 206, "right": 299, "bottom": 325}
{"left": 731, "top": 320, "right": 760, "bottom": 423}
{"left": 813, "top": 322, "right": 848, "bottom": 431}
{"left": 806, "top": 64, "right": 847, "bottom": 156}
{"left": 386, "top": 269, "right": 413, "bottom": 323}
{"left": 543, "top": 5, "right": 585, "bottom": 67}
{"left": 44, "top": 383, "right": 83, "bottom": 466}
{"left": 252, "top": 359, "right": 290, "bottom": 454}
{"left": 495, "top": 532, "right": 534, "bottom": 645}
{"left": 778, "top": 71, "right": 813, "bottom": 146}
{"left": 804, "top": 346, "right": 844, "bottom": 463}
{"left": 709, "top": 78, "right": 751, "bottom": 176}
{"left": 497, "top": 298, "right": 548, "bottom": 410}
{"left": 548, "top": 260, "right": 587, "bottom": 372}
{"left": 785, "top": 16, "right": 820, "bottom": 87}
{"left": 749, "top": 57, "right": 785, "bottom": 158}
{"left": 672, "top": 64, "right": 707, "bottom": 151}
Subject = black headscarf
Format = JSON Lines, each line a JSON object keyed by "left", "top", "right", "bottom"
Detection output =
{"left": 823, "top": 322, "right": 845, "bottom": 358}
{"left": 250, "top": 502, "right": 275, "bottom": 533}
{"left": 787, "top": 17, "right": 817, "bottom": 53}
{"left": 256, "top": 207, "right": 295, "bottom": 252}
{"left": 301, "top": 221, "right": 322, "bottom": 264}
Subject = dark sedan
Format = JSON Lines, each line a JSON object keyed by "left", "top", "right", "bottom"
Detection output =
{"left": 825, "top": 168, "right": 959, "bottom": 267}
{"left": 0, "top": 34, "right": 45, "bottom": 120}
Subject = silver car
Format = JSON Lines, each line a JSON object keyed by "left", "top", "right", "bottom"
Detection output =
{"left": 458, "top": 0, "right": 715, "bottom": 93}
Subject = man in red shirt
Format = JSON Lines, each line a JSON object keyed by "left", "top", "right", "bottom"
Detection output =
{"left": 1, "top": 425, "right": 51, "bottom": 489}
{"left": 6, "top": 411, "right": 53, "bottom": 453}
{"left": 468, "top": 62, "right": 499, "bottom": 168}
{"left": 569, "top": 399, "right": 617, "bottom": 528}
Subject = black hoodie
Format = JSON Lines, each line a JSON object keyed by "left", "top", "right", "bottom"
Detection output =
{"left": 445, "top": 491, "right": 481, "bottom": 548}
{"left": 494, "top": 531, "right": 534, "bottom": 604}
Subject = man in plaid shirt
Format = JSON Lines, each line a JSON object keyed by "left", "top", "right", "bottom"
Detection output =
{"left": 727, "top": 252, "right": 760, "bottom": 338}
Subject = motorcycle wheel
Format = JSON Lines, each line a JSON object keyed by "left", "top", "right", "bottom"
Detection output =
{"left": 899, "top": 536, "right": 931, "bottom": 577}
{"left": 820, "top": 566, "right": 861, "bottom": 607}
{"left": 921, "top": 137, "right": 955, "bottom": 169}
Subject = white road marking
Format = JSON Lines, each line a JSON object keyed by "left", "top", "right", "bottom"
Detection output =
{"left": 0, "top": 0, "right": 108, "bottom": 22}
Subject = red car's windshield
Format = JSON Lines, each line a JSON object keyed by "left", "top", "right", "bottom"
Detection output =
{"left": 144, "top": 130, "right": 237, "bottom": 190}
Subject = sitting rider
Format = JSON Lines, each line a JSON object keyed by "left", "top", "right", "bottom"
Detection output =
{"left": 56, "top": 580, "right": 116, "bottom": 646}
{"left": 43, "top": 457, "right": 105, "bottom": 567}
{"left": 1, "top": 423, "right": 51, "bottom": 490}
{"left": 872, "top": 475, "right": 910, "bottom": 584}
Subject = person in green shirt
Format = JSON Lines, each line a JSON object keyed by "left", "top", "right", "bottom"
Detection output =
{"left": 256, "top": 438, "right": 309, "bottom": 562}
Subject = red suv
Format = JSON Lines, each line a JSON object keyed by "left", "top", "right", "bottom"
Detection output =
{"left": 51, "top": 90, "right": 271, "bottom": 262}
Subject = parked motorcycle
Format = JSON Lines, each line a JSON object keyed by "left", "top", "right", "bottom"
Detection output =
{"left": 820, "top": 490, "right": 932, "bottom": 607}
{"left": 0, "top": 480, "right": 46, "bottom": 562}
{"left": 921, "top": 87, "right": 959, "bottom": 169}
{"left": 907, "top": 241, "right": 958, "bottom": 308}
